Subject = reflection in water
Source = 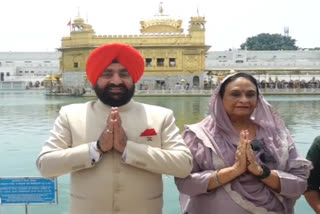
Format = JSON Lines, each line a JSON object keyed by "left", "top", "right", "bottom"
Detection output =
{"left": 0, "top": 91, "right": 319, "bottom": 214}
{"left": 268, "top": 97, "right": 320, "bottom": 148}
{"left": 135, "top": 96, "right": 210, "bottom": 129}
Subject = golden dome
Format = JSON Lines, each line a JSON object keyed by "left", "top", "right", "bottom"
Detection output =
{"left": 140, "top": 3, "right": 183, "bottom": 33}
{"left": 70, "top": 17, "right": 94, "bottom": 32}
{"left": 73, "top": 17, "right": 85, "bottom": 25}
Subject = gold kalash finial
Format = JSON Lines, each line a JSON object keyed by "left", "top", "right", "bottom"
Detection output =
{"left": 159, "top": 2, "right": 163, "bottom": 14}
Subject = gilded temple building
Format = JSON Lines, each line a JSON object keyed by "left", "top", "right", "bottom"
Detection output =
{"left": 58, "top": 4, "right": 210, "bottom": 92}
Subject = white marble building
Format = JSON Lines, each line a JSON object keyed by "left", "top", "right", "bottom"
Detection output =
{"left": 205, "top": 50, "right": 320, "bottom": 83}
{"left": 0, "top": 52, "right": 60, "bottom": 89}
{"left": 1, "top": 50, "right": 320, "bottom": 90}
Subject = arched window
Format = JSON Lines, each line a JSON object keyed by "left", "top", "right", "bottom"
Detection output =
{"left": 193, "top": 76, "right": 200, "bottom": 86}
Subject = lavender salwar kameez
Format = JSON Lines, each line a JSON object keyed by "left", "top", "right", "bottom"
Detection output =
{"left": 175, "top": 74, "right": 312, "bottom": 214}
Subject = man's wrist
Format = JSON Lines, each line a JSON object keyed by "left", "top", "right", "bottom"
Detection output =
{"left": 90, "top": 141, "right": 102, "bottom": 165}
{"left": 96, "top": 140, "right": 104, "bottom": 154}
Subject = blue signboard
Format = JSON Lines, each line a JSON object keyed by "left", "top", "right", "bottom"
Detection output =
{"left": 0, "top": 177, "right": 57, "bottom": 205}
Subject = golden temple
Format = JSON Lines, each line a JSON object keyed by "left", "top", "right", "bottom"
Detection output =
{"left": 58, "top": 3, "right": 210, "bottom": 91}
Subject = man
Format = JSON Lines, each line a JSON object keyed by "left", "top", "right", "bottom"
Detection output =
{"left": 305, "top": 136, "right": 320, "bottom": 213}
{"left": 36, "top": 43, "right": 192, "bottom": 214}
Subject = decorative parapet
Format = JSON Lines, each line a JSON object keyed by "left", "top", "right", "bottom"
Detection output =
{"left": 141, "top": 19, "right": 183, "bottom": 29}
{"left": 190, "top": 16, "right": 206, "bottom": 22}
{"left": 93, "top": 32, "right": 187, "bottom": 38}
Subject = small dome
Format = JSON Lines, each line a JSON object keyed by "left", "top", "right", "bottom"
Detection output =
{"left": 73, "top": 17, "right": 85, "bottom": 25}
{"left": 70, "top": 16, "right": 94, "bottom": 33}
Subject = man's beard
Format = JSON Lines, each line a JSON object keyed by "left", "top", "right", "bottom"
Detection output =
{"left": 94, "top": 83, "right": 135, "bottom": 107}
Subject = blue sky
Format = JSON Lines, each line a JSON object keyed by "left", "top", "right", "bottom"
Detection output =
{"left": 1, "top": 0, "right": 319, "bottom": 51}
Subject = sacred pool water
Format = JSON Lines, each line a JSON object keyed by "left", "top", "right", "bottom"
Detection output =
{"left": 0, "top": 90, "right": 319, "bottom": 214}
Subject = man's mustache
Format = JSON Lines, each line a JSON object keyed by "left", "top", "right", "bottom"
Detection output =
{"left": 105, "top": 84, "right": 127, "bottom": 91}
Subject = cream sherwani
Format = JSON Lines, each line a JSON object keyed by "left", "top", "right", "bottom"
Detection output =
{"left": 36, "top": 99, "right": 192, "bottom": 214}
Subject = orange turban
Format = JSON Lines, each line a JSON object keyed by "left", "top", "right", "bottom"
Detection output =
{"left": 86, "top": 43, "right": 145, "bottom": 86}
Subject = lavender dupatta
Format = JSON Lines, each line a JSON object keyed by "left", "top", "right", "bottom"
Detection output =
{"left": 180, "top": 75, "right": 312, "bottom": 213}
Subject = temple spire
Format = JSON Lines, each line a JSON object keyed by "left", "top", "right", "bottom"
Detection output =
{"left": 77, "top": 6, "right": 80, "bottom": 17}
{"left": 159, "top": 2, "right": 163, "bottom": 15}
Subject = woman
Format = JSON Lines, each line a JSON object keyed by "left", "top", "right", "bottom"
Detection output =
{"left": 175, "top": 72, "right": 312, "bottom": 214}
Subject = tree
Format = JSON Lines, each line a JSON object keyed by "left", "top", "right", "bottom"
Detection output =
{"left": 240, "top": 33, "right": 298, "bottom": 50}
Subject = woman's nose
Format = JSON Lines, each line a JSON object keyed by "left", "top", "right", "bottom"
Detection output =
{"left": 239, "top": 94, "right": 248, "bottom": 102}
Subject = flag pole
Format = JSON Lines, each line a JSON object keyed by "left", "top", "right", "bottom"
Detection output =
{"left": 69, "top": 18, "right": 72, "bottom": 33}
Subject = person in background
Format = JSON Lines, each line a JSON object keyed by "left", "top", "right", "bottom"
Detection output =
{"left": 305, "top": 136, "right": 320, "bottom": 213}
{"left": 175, "top": 72, "right": 312, "bottom": 214}
{"left": 36, "top": 43, "right": 192, "bottom": 214}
